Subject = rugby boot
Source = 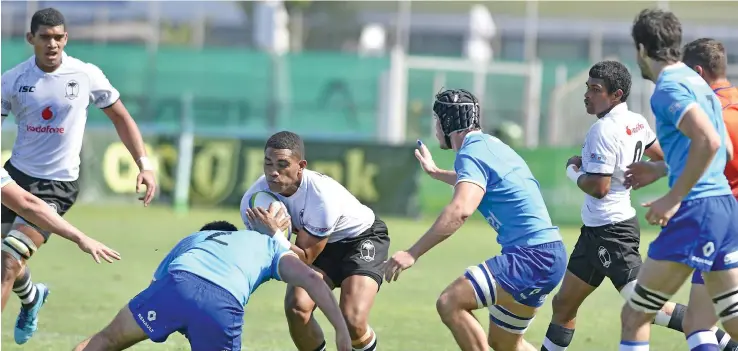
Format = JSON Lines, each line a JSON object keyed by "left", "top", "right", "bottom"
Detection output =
{"left": 14, "top": 283, "right": 50, "bottom": 344}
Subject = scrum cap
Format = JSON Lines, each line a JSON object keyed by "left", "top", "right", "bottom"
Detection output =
{"left": 432, "top": 89, "right": 481, "bottom": 148}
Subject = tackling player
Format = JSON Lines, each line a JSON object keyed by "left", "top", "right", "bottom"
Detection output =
{"left": 544, "top": 60, "right": 738, "bottom": 351}
{"left": 383, "top": 89, "right": 567, "bottom": 351}
{"left": 240, "top": 131, "right": 389, "bottom": 351}
{"left": 0, "top": 8, "right": 156, "bottom": 344}
{"left": 1, "top": 166, "right": 119, "bottom": 310}
{"left": 626, "top": 37, "right": 738, "bottom": 350}
{"left": 73, "top": 214, "right": 352, "bottom": 351}
{"left": 619, "top": 9, "right": 738, "bottom": 351}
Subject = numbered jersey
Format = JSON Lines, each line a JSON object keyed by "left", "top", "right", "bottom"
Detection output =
{"left": 580, "top": 103, "right": 657, "bottom": 227}
{"left": 240, "top": 170, "right": 375, "bottom": 243}
{"left": 1, "top": 52, "right": 120, "bottom": 181}
{"left": 454, "top": 131, "right": 561, "bottom": 248}
{"left": 153, "top": 230, "right": 294, "bottom": 306}
{"left": 650, "top": 63, "right": 732, "bottom": 200}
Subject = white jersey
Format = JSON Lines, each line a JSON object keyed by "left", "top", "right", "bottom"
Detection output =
{"left": 580, "top": 103, "right": 657, "bottom": 227}
{"left": 240, "top": 170, "right": 375, "bottom": 243}
{"left": 1, "top": 52, "right": 120, "bottom": 181}
{"left": 1, "top": 168, "right": 13, "bottom": 188}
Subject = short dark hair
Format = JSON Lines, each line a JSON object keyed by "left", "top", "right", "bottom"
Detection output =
{"left": 683, "top": 38, "right": 727, "bottom": 78}
{"left": 200, "top": 220, "right": 237, "bottom": 232}
{"left": 588, "top": 60, "right": 632, "bottom": 103}
{"left": 30, "top": 8, "right": 65, "bottom": 34}
{"left": 631, "top": 8, "right": 682, "bottom": 62}
{"left": 265, "top": 131, "right": 305, "bottom": 159}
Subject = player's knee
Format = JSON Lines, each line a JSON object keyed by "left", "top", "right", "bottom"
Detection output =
{"left": 1, "top": 229, "right": 38, "bottom": 262}
{"left": 342, "top": 311, "right": 368, "bottom": 339}
{"left": 550, "top": 292, "right": 579, "bottom": 322}
{"left": 284, "top": 290, "right": 315, "bottom": 323}
{"left": 625, "top": 283, "right": 672, "bottom": 315}
{"left": 436, "top": 291, "right": 457, "bottom": 323}
{"left": 713, "top": 286, "right": 738, "bottom": 325}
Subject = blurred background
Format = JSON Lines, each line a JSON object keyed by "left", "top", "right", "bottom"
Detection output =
{"left": 3, "top": 2, "right": 738, "bottom": 350}
{"left": 3, "top": 0, "right": 738, "bottom": 224}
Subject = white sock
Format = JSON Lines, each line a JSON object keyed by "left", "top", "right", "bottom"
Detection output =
{"left": 620, "top": 341, "right": 649, "bottom": 351}
{"left": 353, "top": 329, "right": 377, "bottom": 351}
{"left": 543, "top": 337, "right": 568, "bottom": 351}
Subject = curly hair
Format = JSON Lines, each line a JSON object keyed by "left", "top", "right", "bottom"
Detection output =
{"left": 589, "top": 60, "right": 632, "bottom": 103}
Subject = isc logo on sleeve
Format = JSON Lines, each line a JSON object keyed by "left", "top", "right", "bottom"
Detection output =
{"left": 18, "top": 86, "right": 35, "bottom": 93}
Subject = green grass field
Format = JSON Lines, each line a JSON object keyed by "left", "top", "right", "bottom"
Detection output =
{"left": 1, "top": 205, "right": 695, "bottom": 350}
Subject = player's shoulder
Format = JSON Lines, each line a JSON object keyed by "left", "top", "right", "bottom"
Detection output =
{"left": 586, "top": 117, "right": 621, "bottom": 141}
{"left": 1, "top": 57, "right": 35, "bottom": 88}
{"left": 61, "top": 54, "right": 106, "bottom": 76}
{"left": 303, "top": 169, "right": 339, "bottom": 191}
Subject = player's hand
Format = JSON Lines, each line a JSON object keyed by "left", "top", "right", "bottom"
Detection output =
{"left": 382, "top": 250, "right": 416, "bottom": 283}
{"left": 136, "top": 170, "right": 157, "bottom": 207}
{"left": 415, "top": 140, "right": 440, "bottom": 176}
{"left": 245, "top": 206, "right": 290, "bottom": 236}
{"left": 643, "top": 192, "right": 681, "bottom": 227}
{"left": 566, "top": 155, "right": 582, "bottom": 169}
{"left": 624, "top": 161, "right": 666, "bottom": 190}
{"left": 77, "top": 236, "right": 121, "bottom": 264}
{"left": 335, "top": 329, "right": 352, "bottom": 351}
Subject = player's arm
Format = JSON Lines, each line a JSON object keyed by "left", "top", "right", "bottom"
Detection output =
{"left": 1, "top": 71, "right": 14, "bottom": 122}
{"left": 429, "top": 169, "right": 458, "bottom": 186}
{"left": 407, "top": 182, "right": 483, "bottom": 259}
{"left": 278, "top": 254, "right": 351, "bottom": 347}
{"left": 2, "top": 181, "right": 86, "bottom": 243}
{"left": 103, "top": 101, "right": 150, "bottom": 169}
{"left": 570, "top": 126, "right": 617, "bottom": 199}
{"left": 292, "top": 229, "right": 329, "bottom": 264}
{"left": 655, "top": 85, "right": 723, "bottom": 199}
{"left": 407, "top": 153, "right": 486, "bottom": 260}
{"left": 416, "top": 140, "right": 457, "bottom": 185}
{"left": 725, "top": 120, "right": 736, "bottom": 161}
{"left": 645, "top": 139, "right": 665, "bottom": 161}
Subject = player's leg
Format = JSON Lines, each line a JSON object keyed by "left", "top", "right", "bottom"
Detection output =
{"left": 77, "top": 271, "right": 189, "bottom": 350}
{"left": 73, "top": 305, "right": 149, "bottom": 350}
{"left": 542, "top": 229, "right": 602, "bottom": 351}
{"left": 472, "top": 241, "right": 568, "bottom": 351}
{"left": 285, "top": 264, "right": 335, "bottom": 351}
{"left": 620, "top": 258, "right": 693, "bottom": 350}
{"left": 435, "top": 275, "right": 492, "bottom": 350}
{"left": 336, "top": 218, "right": 389, "bottom": 351}
{"left": 684, "top": 272, "right": 738, "bottom": 351}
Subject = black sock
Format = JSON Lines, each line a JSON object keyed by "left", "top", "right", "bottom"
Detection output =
{"left": 715, "top": 329, "right": 738, "bottom": 351}
{"left": 12, "top": 267, "right": 38, "bottom": 308}
{"left": 661, "top": 303, "right": 686, "bottom": 332}
{"left": 542, "top": 323, "right": 575, "bottom": 351}
{"left": 312, "top": 340, "right": 327, "bottom": 351}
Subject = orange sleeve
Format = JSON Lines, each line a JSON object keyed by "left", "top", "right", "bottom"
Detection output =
{"left": 725, "top": 112, "right": 738, "bottom": 152}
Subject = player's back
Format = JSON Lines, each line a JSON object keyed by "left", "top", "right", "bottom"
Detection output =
{"left": 154, "top": 230, "right": 289, "bottom": 306}
{"left": 455, "top": 131, "right": 560, "bottom": 247}
{"left": 651, "top": 63, "right": 732, "bottom": 200}
{"left": 713, "top": 82, "right": 738, "bottom": 197}
{"left": 580, "top": 105, "right": 656, "bottom": 226}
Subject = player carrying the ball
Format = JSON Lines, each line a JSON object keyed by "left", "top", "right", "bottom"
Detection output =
{"left": 73, "top": 214, "right": 351, "bottom": 351}
{"left": 543, "top": 60, "right": 738, "bottom": 351}
{"left": 618, "top": 9, "right": 738, "bottom": 351}
{"left": 383, "top": 89, "right": 567, "bottom": 351}
{"left": 241, "top": 131, "right": 389, "bottom": 351}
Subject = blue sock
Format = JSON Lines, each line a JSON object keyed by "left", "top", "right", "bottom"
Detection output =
{"left": 687, "top": 330, "right": 720, "bottom": 351}
{"left": 620, "top": 340, "right": 649, "bottom": 351}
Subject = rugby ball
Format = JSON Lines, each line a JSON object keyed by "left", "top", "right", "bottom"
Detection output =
{"left": 248, "top": 191, "right": 292, "bottom": 240}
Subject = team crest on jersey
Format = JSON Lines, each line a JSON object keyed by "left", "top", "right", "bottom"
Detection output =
{"left": 598, "top": 246, "right": 611, "bottom": 268}
{"left": 65, "top": 80, "right": 79, "bottom": 100}
{"left": 359, "top": 240, "right": 376, "bottom": 262}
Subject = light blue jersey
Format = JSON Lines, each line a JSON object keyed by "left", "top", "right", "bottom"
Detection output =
{"left": 650, "top": 63, "right": 732, "bottom": 200}
{"left": 454, "top": 131, "right": 561, "bottom": 247}
{"left": 152, "top": 230, "right": 293, "bottom": 306}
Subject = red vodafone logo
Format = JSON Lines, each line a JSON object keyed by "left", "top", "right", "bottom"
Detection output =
{"left": 41, "top": 106, "right": 54, "bottom": 120}
{"left": 626, "top": 127, "right": 632, "bottom": 136}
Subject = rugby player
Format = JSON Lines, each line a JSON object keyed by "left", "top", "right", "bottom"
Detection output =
{"left": 383, "top": 89, "right": 567, "bottom": 351}
{"left": 0, "top": 8, "right": 156, "bottom": 344}
{"left": 543, "top": 60, "right": 738, "bottom": 351}
{"left": 618, "top": 9, "right": 738, "bottom": 351}
{"left": 626, "top": 37, "right": 738, "bottom": 350}
{"left": 240, "top": 131, "right": 389, "bottom": 351}
{"left": 73, "top": 213, "right": 352, "bottom": 351}
{"left": 1, "top": 166, "right": 120, "bottom": 309}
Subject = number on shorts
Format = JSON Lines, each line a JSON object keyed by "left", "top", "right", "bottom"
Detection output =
{"left": 205, "top": 231, "right": 231, "bottom": 246}
{"left": 632, "top": 140, "right": 644, "bottom": 164}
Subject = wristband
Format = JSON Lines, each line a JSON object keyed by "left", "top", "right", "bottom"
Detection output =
{"left": 566, "top": 164, "right": 584, "bottom": 184}
{"left": 137, "top": 156, "right": 154, "bottom": 171}
{"left": 274, "top": 232, "right": 291, "bottom": 250}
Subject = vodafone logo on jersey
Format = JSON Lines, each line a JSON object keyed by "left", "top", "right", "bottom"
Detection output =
{"left": 26, "top": 106, "right": 65, "bottom": 134}
{"left": 626, "top": 123, "right": 645, "bottom": 136}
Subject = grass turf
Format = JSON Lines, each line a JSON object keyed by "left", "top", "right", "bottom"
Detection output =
{"left": 1, "top": 204, "right": 694, "bottom": 350}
